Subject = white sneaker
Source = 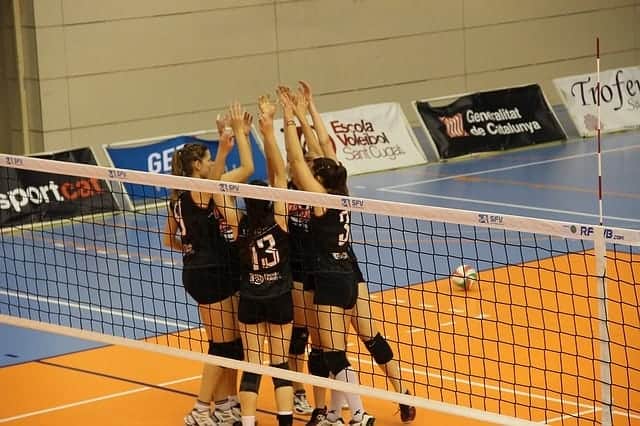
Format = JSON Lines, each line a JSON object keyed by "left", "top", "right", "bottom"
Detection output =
{"left": 349, "top": 412, "right": 375, "bottom": 426}
{"left": 184, "top": 409, "right": 216, "bottom": 426}
{"left": 212, "top": 407, "right": 241, "bottom": 425}
{"left": 294, "top": 391, "right": 315, "bottom": 415}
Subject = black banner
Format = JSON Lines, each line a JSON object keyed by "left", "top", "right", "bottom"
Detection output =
{"left": 0, "top": 148, "right": 118, "bottom": 227}
{"left": 415, "top": 84, "right": 566, "bottom": 159}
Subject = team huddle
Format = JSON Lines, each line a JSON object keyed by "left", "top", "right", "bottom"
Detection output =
{"left": 164, "top": 82, "right": 416, "bottom": 426}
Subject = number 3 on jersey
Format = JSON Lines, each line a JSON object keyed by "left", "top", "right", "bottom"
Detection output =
{"left": 251, "top": 234, "right": 280, "bottom": 270}
{"left": 338, "top": 210, "right": 350, "bottom": 246}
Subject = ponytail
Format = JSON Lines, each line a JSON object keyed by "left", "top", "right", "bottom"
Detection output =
{"left": 170, "top": 148, "right": 184, "bottom": 202}
{"left": 169, "top": 144, "right": 208, "bottom": 201}
{"left": 171, "top": 148, "right": 184, "bottom": 177}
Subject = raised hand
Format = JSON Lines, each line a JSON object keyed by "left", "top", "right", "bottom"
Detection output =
{"left": 258, "top": 95, "right": 276, "bottom": 133}
{"left": 242, "top": 111, "right": 253, "bottom": 136}
{"left": 291, "top": 88, "right": 309, "bottom": 118}
{"left": 228, "top": 102, "right": 245, "bottom": 132}
{"left": 277, "top": 86, "right": 295, "bottom": 118}
{"left": 218, "top": 129, "right": 235, "bottom": 156}
{"left": 298, "top": 80, "right": 313, "bottom": 102}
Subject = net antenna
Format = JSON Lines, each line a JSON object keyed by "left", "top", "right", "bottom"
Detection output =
{"left": 595, "top": 36, "right": 613, "bottom": 426}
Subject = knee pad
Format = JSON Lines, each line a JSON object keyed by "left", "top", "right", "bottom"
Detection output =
{"left": 209, "top": 340, "right": 243, "bottom": 361}
{"left": 364, "top": 332, "right": 394, "bottom": 365}
{"left": 233, "top": 337, "right": 244, "bottom": 361}
{"left": 323, "top": 350, "right": 350, "bottom": 376}
{"left": 239, "top": 371, "right": 262, "bottom": 393}
{"left": 308, "top": 348, "right": 330, "bottom": 378}
{"left": 289, "top": 326, "right": 309, "bottom": 355}
{"left": 271, "top": 361, "right": 293, "bottom": 389}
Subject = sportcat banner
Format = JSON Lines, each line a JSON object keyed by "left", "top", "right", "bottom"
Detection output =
{"left": 104, "top": 132, "right": 266, "bottom": 206}
{"left": 553, "top": 66, "right": 640, "bottom": 137}
{"left": 271, "top": 102, "right": 427, "bottom": 175}
{"left": 0, "top": 147, "right": 118, "bottom": 227}
{"left": 414, "top": 84, "right": 566, "bottom": 159}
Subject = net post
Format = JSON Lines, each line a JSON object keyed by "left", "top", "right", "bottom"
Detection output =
{"left": 594, "top": 230, "right": 612, "bottom": 426}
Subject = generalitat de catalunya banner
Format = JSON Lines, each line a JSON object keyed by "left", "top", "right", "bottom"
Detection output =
{"left": 414, "top": 84, "right": 567, "bottom": 159}
{"left": 104, "top": 132, "right": 266, "bottom": 206}
{"left": 0, "top": 147, "right": 118, "bottom": 227}
{"left": 553, "top": 65, "right": 640, "bottom": 137}
{"left": 271, "top": 102, "right": 427, "bottom": 175}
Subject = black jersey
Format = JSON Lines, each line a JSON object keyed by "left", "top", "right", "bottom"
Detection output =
{"left": 288, "top": 203, "right": 312, "bottom": 252}
{"left": 171, "top": 191, "right": 230, "bottom": 268}
{"left": 237, "top": 215, "right": 292, "bottom": 300}
{"left": 310, "top": 208, "right": 352, "bottom": 261}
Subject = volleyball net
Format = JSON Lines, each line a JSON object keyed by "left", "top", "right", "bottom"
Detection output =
{"left": 0, "top": 153, "right": 638, "bottom": 425}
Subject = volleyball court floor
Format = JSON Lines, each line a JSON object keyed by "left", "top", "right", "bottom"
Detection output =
{"left": 0, "top": 130, "right": 639, "bottom": 425}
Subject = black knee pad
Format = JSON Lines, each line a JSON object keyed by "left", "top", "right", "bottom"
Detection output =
{"left": 308, "top": 348, "right": 330, "bottom": 378}
{"left": 364, "top": 332, "right": 394, "bottom": 365}
{"left": 271, "top": 361, "right": 293, "bottom": 389}
{"left": 209, "top": 340, "right": 243, "bottom": 361}
{"left": 289, "top": 327, "right": 309, "bottom": 355}
{"left": 323, "top": 350, "right": 350, "bottom": 376}
{"left": 289, "top": 326, "right": 309, "bottom": 355}
{"left": 233, "top": 337, "right": 244, "bottom": 361}
{"left": 239, "top": 371, "right": 262, "bottom": 393}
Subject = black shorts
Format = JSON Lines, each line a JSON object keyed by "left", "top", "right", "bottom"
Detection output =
{"left": 291, "top": 255, "right": 316, "bottom": 291}
{"left": 182, "top": 266, "right": 236, "bottom": 305}
{"left": 313, "top": 258, "right": 358, "bottom": 309}
{"left": 238, "top": 291, "right": 294, "bottom": 325}
{"left": 352, "top": 258, "right": 365, "bottom": 284}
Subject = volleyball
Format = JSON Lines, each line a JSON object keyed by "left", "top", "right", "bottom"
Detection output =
{"left": 451, "top": 264, "right": 478, "bottom": 290}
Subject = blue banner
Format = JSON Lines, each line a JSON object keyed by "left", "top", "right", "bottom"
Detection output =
{"left": 105, "top": 133, "right": 266, "bottom": 205}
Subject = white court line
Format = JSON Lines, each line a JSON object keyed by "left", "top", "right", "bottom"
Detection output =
{"left": 0, "top": 351, "right": 598, "bottom": 423}
{"left": 0, "top": 375, "right": 200, "bottom": 423}
{"left": 440, "top": 321, "right": 455, "bottom": 327}
{"left": 350, "top": 357, "right": 595, "bottom": 412}
{"left": 542, "top": 408, "right": 600, "bottom": 424}
{"left": 0, "top": 290, "right": 191, "bottom": 330}
{"left": 383, "top": 144, "right": 640, "bottom": 189}
{"left": 614, "top": 410, "right": 640, "bottom": 420}
{"left": 378, "top": 188, "right": 640, "bottom": 224}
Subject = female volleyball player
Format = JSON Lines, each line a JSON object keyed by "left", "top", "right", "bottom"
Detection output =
{"left": 214, "top": 94, "right": 294, "bottom": 426}
{"left": 279, "top": 88, "right": 375, "bottom": 426}
{"left": 294, "top": 80, "right": 416, "bottom": 424}
{"left": 164, "top": 102, "right": 254, "bottom": 426}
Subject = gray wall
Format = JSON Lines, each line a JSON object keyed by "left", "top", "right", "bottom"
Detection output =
{"left": 3, "top": 0, "right": 640, "bottom": 154}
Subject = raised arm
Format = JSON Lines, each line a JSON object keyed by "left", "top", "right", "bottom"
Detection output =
{"left": 278, "top": 88, "right": 325, "bottom": 195}
{"left": 221, "top": 102, "right": 255, "bottom": 183}
{"left": 289, "top": 88, "right": 322, "bottom": 159}
{"left": 209, "top": 114, "right": 234, "bottom": 180}
{"left": 212, "top": 193, "right": 240, "bottom": 240}
{"left": 258, "top": 94, "right": 288, "bottom": 230}
{"left": 299, "top": 80, "right": 337, "bottom": 162}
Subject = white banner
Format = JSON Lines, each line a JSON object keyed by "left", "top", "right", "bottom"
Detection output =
{"left": 553, "top": 66, "right": 640, "bottom": 137}
{"left": 271, "top": 102, "right": 427, "bottom": 175}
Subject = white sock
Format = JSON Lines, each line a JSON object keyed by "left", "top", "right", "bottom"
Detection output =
{"left": 215, "top": 398, "right": 233, "bottom": 411}
{"left": 335, "top": 368, "right": 364, "bottom": 421}
{"left": 241, "top": 416, "right": 255, "bottom": 426}
{"left": 327, "top": 389, "right": 346, "bottom": 421}
{"left": 194, "top": 400, "right": 209, "bottom": 412}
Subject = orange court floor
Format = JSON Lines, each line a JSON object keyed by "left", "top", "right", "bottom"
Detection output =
{"left": 1, "top": 253, "right": 638, "bottom": 426}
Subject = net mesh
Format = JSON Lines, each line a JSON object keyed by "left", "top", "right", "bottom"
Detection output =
{"left": 0, "top": 154, "right": 639, "bottom": 426}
